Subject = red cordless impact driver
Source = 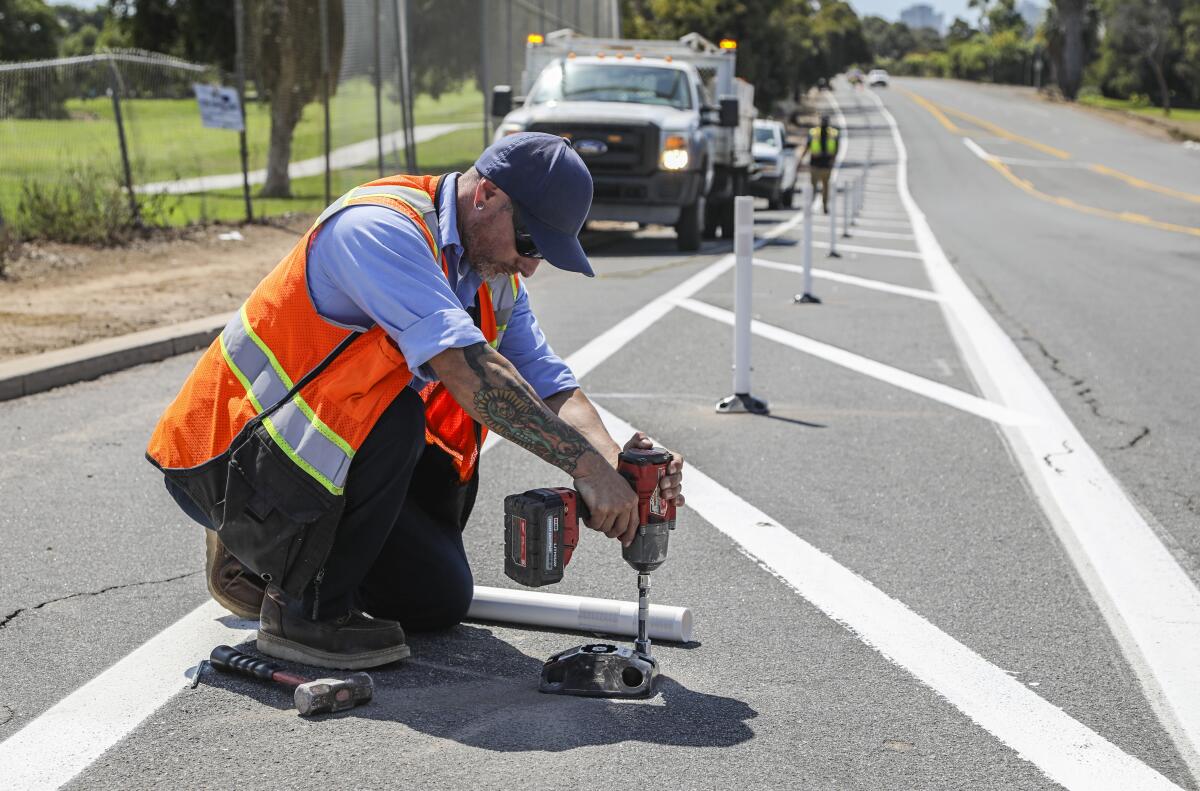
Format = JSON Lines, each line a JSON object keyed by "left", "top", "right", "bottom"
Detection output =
{"left": 503, "top": 447, "right": 677, "bottom": 698}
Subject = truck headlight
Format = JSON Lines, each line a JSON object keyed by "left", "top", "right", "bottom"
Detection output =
{"left": 660, "top": 135, "right": 689, "bottom": 171}
{"left": 496, "top": 122, "right": 525, "bottom": 139}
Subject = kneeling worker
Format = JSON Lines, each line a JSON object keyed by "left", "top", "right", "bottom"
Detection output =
{"left": 146, "top": 133, "right": 685, "bottom": 669}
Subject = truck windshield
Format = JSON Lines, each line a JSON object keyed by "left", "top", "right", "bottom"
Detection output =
{"left": 529, "top": 62, "right": 692, "bottom": 110}
{"left": 754, "top": 127, "right": 778, "bottom": 145}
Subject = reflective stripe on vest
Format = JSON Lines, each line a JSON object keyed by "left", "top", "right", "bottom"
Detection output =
{"left": 314, "top": 184, "right": 442, "bottom": 261}
{"left": 221, "top": 304, "right": 355, "bottom": 493}
{"left": 487, "top": 274, "right": 520, "bottom": 348}
{"left": 809, "top": 127, "right": 839, "bottom": 156}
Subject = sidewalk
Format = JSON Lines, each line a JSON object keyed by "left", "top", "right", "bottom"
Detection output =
{"left": 136, "top": 122, "right": 479, "bottom": 195}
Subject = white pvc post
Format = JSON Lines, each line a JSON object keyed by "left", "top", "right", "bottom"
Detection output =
{"left": 715, "top": 196, "right": 767, "bottom": 413}
{"left": 843, "top": 178, "right": 852, "bottom": 237}
{"left": 467, "top": 585, "right": 694, "bottom": 643}
{"left": 732, "top": 195, "right": 754, "bottom": 395}
{"left": 794, "top": 183, "right": 820, "bottom": 304}
{"left": 828, "top": 178, "right": 840, "bottom": 258}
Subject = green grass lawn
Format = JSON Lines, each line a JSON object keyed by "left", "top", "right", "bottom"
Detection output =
{"left": 145, "top": 126, "right": 487, "bottom": 227}
{"left": 1, "top": 80, "right": 484, "bottom": 232}
{"left": 1079, "top": 95, "right": 1200, "bottom": 124}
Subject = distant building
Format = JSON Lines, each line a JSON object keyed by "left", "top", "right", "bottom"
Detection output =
{"left": 1016, "top": 0, "right": 1046, "bottom": 29}
{"left": 900, "top": 3, "right": 944, "bottom": 32}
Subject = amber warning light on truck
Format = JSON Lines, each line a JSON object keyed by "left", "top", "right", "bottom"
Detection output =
{"left": 719, "top": 39, "right": 738, "bottom": 50}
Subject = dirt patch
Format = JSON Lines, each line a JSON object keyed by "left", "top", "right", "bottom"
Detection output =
{"left": 0, "top": 216, "right": 314, "bottom": 361}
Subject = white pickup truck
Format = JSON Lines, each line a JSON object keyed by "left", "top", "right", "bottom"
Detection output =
{"left": 491, "top": 30, "right": 756, "bottom": 251}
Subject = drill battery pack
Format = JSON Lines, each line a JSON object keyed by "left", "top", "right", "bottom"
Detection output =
{"left": 503, "top": 488, "right": 580, "bottom": 587}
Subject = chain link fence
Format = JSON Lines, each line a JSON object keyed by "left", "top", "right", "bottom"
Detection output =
{"left": 0, "top": 0, "right": 619, "bottom": 242}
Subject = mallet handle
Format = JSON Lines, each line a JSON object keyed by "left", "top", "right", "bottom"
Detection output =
{"left": 210, "top": 645, "right": 304, "bottom": 687}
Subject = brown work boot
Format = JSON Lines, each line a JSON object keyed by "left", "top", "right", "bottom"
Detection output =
{"left": 205, "top": 529, "right": 266, "bottom": 620}
{"left": 257, "top": 586, "right": 411, "bottom": 670}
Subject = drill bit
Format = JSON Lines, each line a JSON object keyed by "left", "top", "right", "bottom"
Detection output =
{"left": 635, "top": 572, "right": 651, "bottom": 656}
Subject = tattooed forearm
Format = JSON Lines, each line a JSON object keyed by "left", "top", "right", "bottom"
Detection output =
{"left": 461, "top": 343, "right": 595, "bottom": 474}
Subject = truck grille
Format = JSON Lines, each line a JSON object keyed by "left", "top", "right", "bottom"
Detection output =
{"left": 527, "top": 122, "right": 659, "bottom": 176}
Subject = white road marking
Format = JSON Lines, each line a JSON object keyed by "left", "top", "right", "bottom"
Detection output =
{"left": 591, "top": 404, "right": 1182, "bottom": 791}
{"left": 0, "top": 602, "right": 255, "bottom": 790}
{"left": 872, "top": 88, "right": 1200, "bottom": 782}
{"left": 753, "top": 258, "right": 940, "bottom": 301}
{"left": 963, "top": 137, "right": 996, "bottom": 161}
{"left": 852, "top": 217, "right": 914, "bottom": 229}
{"left": 963, "top": 137, "right": 1083, "bottom": 169}
{"left": 673, "top": 297, "right": 1038, "bottom": 427}
{"left": 812, "top": 239, "right": 923, "bottom": 260}
{"left": 838, "top": 228, "right": 915, "bottom": 240}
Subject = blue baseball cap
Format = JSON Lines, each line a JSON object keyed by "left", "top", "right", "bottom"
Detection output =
{"left": 475, "top": 132, "right": 594, "bottom": 277}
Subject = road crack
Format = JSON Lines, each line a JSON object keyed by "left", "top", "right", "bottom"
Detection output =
{"left": 0, "top": 570, "right": 201, "bottom": 630}
{"left": 0, "top": 703, "right": 13, "bottom": 726}
{"left": 971, "top": 276, "right": 1151, "bottom": 451}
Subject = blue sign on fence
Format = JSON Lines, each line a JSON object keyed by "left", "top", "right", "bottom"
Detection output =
{"left": 192, "top": 84, "right": 244, "bottom": 132}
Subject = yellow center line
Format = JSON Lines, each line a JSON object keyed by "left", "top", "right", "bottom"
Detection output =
{"left": 937, "top": 104, "right": 1072, "bottom": 160}
{"left": 982, "top": 156, "right": 1200, "bottom": 238}
{"left": 1087, "top": 163, "right": 1200, "bottom": 205}
{"left": 896, "top": 87, "right": 962, "bottom": 134}
{"left": 896, "top": 85, "right": 1200, "bottom": 236}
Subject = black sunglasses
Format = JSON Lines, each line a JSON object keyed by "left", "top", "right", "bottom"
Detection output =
{"left": 511, "top": 204, "right": 544, "bottom": 260}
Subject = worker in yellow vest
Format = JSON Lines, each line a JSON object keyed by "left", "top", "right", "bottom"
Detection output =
{"left": 147, "top": 133, "right": 685, "bottom": 669}
{"left": 799, "top": 115, "right": 840, "bottom": 213}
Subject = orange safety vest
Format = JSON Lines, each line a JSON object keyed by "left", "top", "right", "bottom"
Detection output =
{"left": 147, "top": 174, "right": 520, "bottom": 494}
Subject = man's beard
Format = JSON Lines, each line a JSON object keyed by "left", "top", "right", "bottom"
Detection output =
{"left": 461, "top": 224, "right": 507, "bottom": 279}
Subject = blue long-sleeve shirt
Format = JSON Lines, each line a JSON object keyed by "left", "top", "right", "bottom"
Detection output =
{"left": 305, "top": 172, "right": 578, "bottom": 399}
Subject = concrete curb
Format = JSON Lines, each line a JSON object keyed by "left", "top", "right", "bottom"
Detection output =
{"left": 0, "top": 312, "right": 232, "bottom": 402}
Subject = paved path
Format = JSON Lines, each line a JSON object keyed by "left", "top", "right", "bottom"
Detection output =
{"left": 136, "top": 122, "right": 478, "bottom": 194}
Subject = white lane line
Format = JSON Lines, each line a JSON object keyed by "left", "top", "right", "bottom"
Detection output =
{"left": 963, "top": 138, "right": 1082, "bottom": 170}
{"left": 854, "top": 217, "right": 914, "bottom": 229}
{"left": 0, "top": 602, "right": 255, "bottom": 790}
{"left": 812, "top": 239, "right": 923, "bottom": 260}
{"left": 840, "top": 228, "right": 915, "bottom": 240}
{"left": 963, "top": 137, "right": 995, "bottom": 161}
{"left": 592, "top": 402, "right": 1182, "bottom": 791}
{"left": 752, "top": 258, "right": 940, "bottom": 302}
{"left": 872, "top": 88, "right": 1200, "bottom": 782}
{"left": 673, "top": 297, "right": 1038, "bottom": 427}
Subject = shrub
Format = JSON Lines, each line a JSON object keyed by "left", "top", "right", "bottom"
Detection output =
{"left": 15, "top": 162, "right": 178, "bottom": 245}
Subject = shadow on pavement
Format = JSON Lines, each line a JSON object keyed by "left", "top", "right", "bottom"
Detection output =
{"left": 199, "top": 626, "right": 757, "bottom": 751}
{"left": 364, "top": 625, "right": 758, "bottom": 751}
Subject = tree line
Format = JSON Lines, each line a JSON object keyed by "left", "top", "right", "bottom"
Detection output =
{"left": 862, "top": 0, "right": 1198, "bottom": 113}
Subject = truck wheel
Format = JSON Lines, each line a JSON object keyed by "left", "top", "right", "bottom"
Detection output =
{"left": 703, "top": 199, "right": 721, "bottom": 239}
{"left": 676, "top": 198, "right": 703, "bottom": 252}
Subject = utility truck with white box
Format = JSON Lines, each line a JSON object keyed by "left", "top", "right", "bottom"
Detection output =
{"left": 491, "top": 30, "right": 756, "bottom": 252}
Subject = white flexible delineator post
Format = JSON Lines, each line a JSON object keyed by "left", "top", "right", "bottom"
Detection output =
{"left": 793, "top": 183, "right": 820, "bottom": 304}
{"left": 828, "top": 179, "right": 840, "bottom": 258}
{"left": 467, "top": 585, "right": 695, "bottom": 643}
{"left": 843, "top": 177, "right": 852, "bottom": 237}
{"left": 714, "top": 197, "right": 768, "bottom": 413}
{"left": 732, "top": 195, "right": 754, "bottom": 394}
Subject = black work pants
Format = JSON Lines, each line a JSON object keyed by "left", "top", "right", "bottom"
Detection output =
{"left": 306, "top": 385, "right": 478, "bottom": 627}
{"left": 169, "top": 385, "right": 478, "bottom": 630}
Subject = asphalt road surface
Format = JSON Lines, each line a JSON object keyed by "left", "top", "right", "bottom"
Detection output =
{"left": 2, "top": 78, "right": 1198, "bottom": 790}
